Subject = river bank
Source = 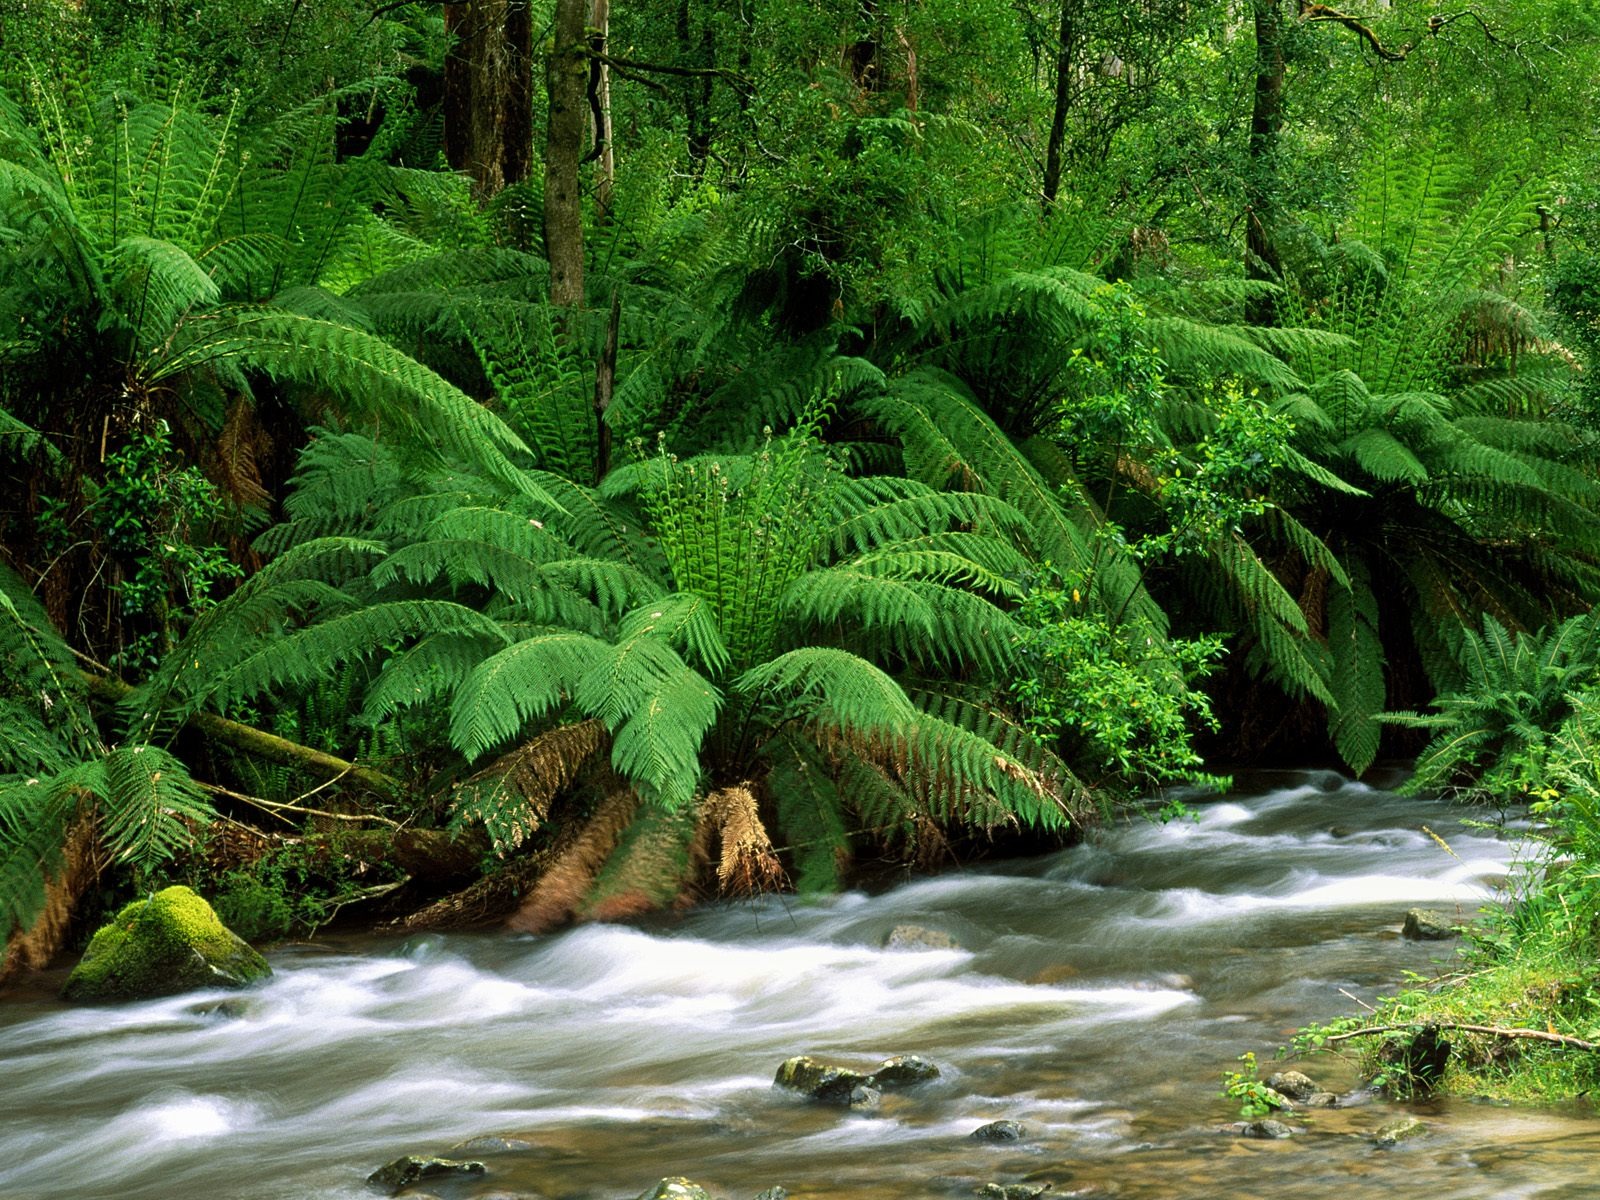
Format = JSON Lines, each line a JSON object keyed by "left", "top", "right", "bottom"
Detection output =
{"left": 6, "top": 771, "right": 1590, "bottom": 1200}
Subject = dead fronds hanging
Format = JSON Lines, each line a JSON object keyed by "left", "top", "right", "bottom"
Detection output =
{"left": 699, "top": 783, "right": 787, "bottom": 897}
{"left": 507, "top": 787, "right": 639, "bottom": 934}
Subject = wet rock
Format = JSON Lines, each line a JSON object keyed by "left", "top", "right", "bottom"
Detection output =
{"left": 978, "top": 1186, "right": 1052, "bottom": 1200}
{"left": 1264, "top": 1071, "right": 1319, "bottom": 1102}
{"left": 365, "top": 1155, "right": 486, "bottom": 1195}
{"left": 774, "top": 1056, "right": 874, "bottom": 1105}
{"left": 1402, "top": 909, "right": 1458, "bottom": 940}
{"left": 753, "top": 1187, "right": 788, "bottom": 1200}
{"left": 849, "top": 1084, "right": 883, "bottom": 1112}
{"left": 1028, "top": 964, "right": 1079, "bottom": 985}
{"left": 884, "top": 925, "right": 960, "bottom": 951}
{"left": 636, "top": 1180, "right": 713, "bottom": 1200}
{"left": 970, "top": 1120, "right": 1026, "bottom": 1143}
{"left": 870, "top": 1055, "right": 941, "bottom": 1090}
{"left": 1230, "top": 1119, "right": 1294, "bottom": 1139}
{"left": 1374, "top": 1116, "right": 1427, "bottom": 1146}
{"left": 187, "top": 996, "right": 260, "bottom": 1020}
{"left": 62, "top": 886, "right": 271, "bottom": 1002}
{"left": 1305, "top": 1091, "right": 1339, "bottom": 1108}
{"left": 448, "top": 1135, "right": 534, "bottom": 1154}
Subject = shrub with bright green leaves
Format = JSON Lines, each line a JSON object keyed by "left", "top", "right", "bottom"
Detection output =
{"left": 1014, "top": 565, "right": 1226, "bottom": 800}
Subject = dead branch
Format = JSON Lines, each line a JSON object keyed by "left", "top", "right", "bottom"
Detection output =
{"left": 1326, "top": 1022, "right": 1600, "bottom": 1052}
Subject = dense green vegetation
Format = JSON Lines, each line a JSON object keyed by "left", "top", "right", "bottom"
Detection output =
{"left": 2, "top": 0, "right": 1599, "bottom": 1060}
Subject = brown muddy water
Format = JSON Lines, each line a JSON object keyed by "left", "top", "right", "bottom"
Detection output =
{"left": 2, "top": 771, "right": 1596, "bottom": 1200}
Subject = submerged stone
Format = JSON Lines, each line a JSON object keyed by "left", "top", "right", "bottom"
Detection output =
{"left": 1232, "top": 1119, "right": 1294, "bottom": 1139}
{"left": 970, "top": 1120, "right": 1026, "bottom": 1143}
{"left": 636, "top": 1179, "right": 713, "bottom": 1200}
{"left": 62, "top": 886, "right": 271, "bottom": 1002}
{"left": 1401, "top": 909, "right": 1458, "bottom": 940}
{"left": 1374, "top": 1116, "right": 1427, "bottom": 1146}
{"left": 978, "top": 1185, "right": 1053, "bottom": 1200}
{"left": 848, "top": 1084, "right": 883, "bottom": 1112}
{"left": 366, "top": 1155, "right": 486, "bottom": 1195}
{"left": 870, "top": 1054, "right": 941, "bottom": 1089}
{"left": 447, "top": 1135, "right": 534, "bottom": 1153}
{"left": 884, "top": 925, "right": 961, "bottom": 951}
{"left": 753, "top": 1189, "right": 789, "bottom": 1200}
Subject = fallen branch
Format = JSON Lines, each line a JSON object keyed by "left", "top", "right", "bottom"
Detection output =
{"left": 1326, "top": 1022, "right": 1600, "bottom": 1052}
{"left": 82, "top": 672, "right": 403, "bottom": 797}
{"left": 197, "top": 781, "right": 404, "bottom": 829}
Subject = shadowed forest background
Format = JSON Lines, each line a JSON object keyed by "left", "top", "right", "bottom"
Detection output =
{"left": 3, "top": 0, "right": 1600, "bottom": 986}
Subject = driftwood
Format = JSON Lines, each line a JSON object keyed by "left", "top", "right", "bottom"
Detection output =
{"left": 1326, "top": 1022, "right": 1600, "bottom": 1053}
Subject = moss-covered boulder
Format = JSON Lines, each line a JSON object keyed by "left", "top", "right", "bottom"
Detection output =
{"left": 62, "top": 886, "right": 271, "bottom": 1002}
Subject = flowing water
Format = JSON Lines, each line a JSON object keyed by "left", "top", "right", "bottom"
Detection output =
{"left": 3, "top": 771, "right": 1598, "bottom": 1200}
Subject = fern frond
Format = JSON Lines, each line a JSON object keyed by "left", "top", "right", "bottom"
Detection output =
{"left": 150, "top": 309, "right": 553, "bottom": 503}
{"left": 736, "top": 647, "right": 916, "bottom": 737}
{"left": 450, "top": 630, "right": 610, "bottom": 758}
{"left": 98, "top": 745, "right": 213, "bottom": 872}
{"left": 452, "top": 718, "right": 608, "bottom": 856}
{"left": 1326, "top": 562, "right": 1386, "bottom": 775}
{"left": 206, "top": 599, "right": 508, "bottom": 714}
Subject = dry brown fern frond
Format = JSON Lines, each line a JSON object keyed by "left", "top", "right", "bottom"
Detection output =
{"left": 700, "top": 783, "right": 787, "bottom": 897}
{"left": 580, "top": 801, "right": 704, "bottom": 923}
{"left": 0, "top": 812, "right": 102, "bottom": 984}
{"left": 507, "top": 787, "right": 639, "bottom": 934}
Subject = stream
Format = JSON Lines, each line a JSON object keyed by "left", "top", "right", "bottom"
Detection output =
{"left": 3, "top": 770, "right": 1598, "bottom": 1200}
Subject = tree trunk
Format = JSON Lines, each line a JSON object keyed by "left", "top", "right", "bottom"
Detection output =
{"left": 590, "top": 0, "right": 616, "bottom": 217}
{"left": 443, "top": 0, "right": 535, "bottom": 201}
{"left": 546, "top": 0, "right": 590, "bottom": 307}
{"left": 1041, "top": 0, "right": 1081, "bottom": 210}
{"left": 678, "top": 0, "right": 717, "bottom": 167}
{"left": 1246, "top": 0, "right": 1287, "bottom": 324}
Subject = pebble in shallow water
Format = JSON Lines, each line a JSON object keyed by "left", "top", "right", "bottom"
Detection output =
{"left": 971, "top": 1120, "right": 1028, "bottom": 1143}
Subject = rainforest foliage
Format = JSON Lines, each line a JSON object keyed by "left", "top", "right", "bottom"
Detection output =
{"left": 1, "top": 0, "right": 1598, "bottom": 967}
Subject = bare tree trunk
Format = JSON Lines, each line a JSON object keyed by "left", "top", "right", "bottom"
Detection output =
{"left": 1246, "top": 0, "right": 1286, "bottom": 324}
{"left": 546, "top": 0, "right": 590, "bottom": 307}
{"left": 1041, "top": 0, "right": 1081, "bottom": 210}
{"left": 443, "top": 0, "right": 535, "bottom": 200}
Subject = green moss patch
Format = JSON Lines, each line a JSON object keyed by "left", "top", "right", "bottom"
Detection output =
{"left": 62, "top": 885, "right": 271, "bottom": 1002}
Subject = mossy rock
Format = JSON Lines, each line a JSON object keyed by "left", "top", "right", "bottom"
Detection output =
{"left": 62, "top": 886, "right": 271, "bottom": 1002}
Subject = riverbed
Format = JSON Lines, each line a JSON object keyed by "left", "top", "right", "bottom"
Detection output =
{"left": 3, "top": 770, "right": 1595, "bottom": 1200}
